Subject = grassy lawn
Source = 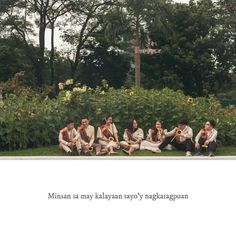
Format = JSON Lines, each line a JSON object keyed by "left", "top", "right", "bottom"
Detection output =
{"left": 0, "top": 145, "right": 236, "bottom": 156}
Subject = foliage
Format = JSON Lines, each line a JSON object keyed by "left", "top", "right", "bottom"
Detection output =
{"left": 0, "top": 0, "right": 236, "bottom": 97}
{"left": 65, "top": 85, "right": 236, "bottom": 147}
{"left": 0, "top": 37, "right": 34, "bottom": 82}
{"left": 77, "top": 38, "right": 130, "bottom": 88}
{"left": 0, "top": 93, "right": 68, "bottom": 150}
{"left": 1, "top": 83, "right": 236, "bottom": 151}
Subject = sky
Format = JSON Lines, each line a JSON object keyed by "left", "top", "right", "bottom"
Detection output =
{"left": 44, "top": 0, "right": 192, "bottom": 51}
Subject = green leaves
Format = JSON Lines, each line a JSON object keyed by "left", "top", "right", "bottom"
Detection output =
{"left": 0, "top": 93, "right": 68, "bottom": 151}
{"left": 67, "top": 86, "right": 236, "bottom": 146}
{"left": 1, "top": 86, "right": 236, "bottom": 151}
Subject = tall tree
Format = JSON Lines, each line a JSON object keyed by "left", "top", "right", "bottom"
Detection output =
{"left": 45, "top": 0, "right": 72, "bottom": 87}
{"left": 142, "top": 0, "right": 219, "bottom": 96}
{"left": 213, "top": 0, "right": 236, "bottom": 88}
{"left": 1, "top": 0, "right": 71, "bottom": 86}
{"left": 62, "top": 0, "right": 116, "bottom": 79}
{"left": 102, "top": 0, "right": 171, "bottom": 87}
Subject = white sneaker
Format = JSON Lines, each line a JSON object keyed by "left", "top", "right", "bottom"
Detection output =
{"left": 186, "top": 151, "right": 192, "bottom": 157}
{"left": 165, "top": 144, "right": 173, "bottom": 151}
{"left": 152, "top": 148, "right": 161, "bottom": 153}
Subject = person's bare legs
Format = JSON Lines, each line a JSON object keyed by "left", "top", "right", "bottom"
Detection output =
{"left": 128, "top": 146, "right": 135, "bottom": 155}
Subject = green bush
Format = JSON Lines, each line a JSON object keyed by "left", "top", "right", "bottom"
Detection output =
{"left": 67, "top": 87, "right": 236, "bottom": 147}
{"left": 1, "top": 85, "right": 236, "bottom": 151}
{"left": 0, "top": 93, "right": 68, "bottom": 150}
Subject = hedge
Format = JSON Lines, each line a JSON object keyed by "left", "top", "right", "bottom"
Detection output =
{"left": 0, "top": 86, "right": 236, "bottom": 151}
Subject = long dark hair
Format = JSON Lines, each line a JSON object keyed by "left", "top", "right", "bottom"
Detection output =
{"left": 126, "top": 119, "right": 138, "bottom": 133}
{"left": 151, "top": 120, "right": 164, "bottom": 134}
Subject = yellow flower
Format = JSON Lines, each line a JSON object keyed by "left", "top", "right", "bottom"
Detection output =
{"left": 58, "top": 83, "right": 64, "bottom": 90}
{"left": 73, "top": 87, "right": 79, "bottom": 92}
{"left": 72, "top": 86, "right": 87, "bottom": 93}
{"left": 79, "top": 86, "right": 87, "bottom": 93}
{"left": 63, "top": 91, "right": 72, "bottom": 101}
{"left": 187, "top": 97, "right": 193, "bottom": 104}
{"left": 129, "top": 91, "right": 135, "bottom": 96}
{"left": 65, "top": 79, "right": 74, "bottom": 85}
{"left": 100, "top": 91, "right": 105, "bottom": 95}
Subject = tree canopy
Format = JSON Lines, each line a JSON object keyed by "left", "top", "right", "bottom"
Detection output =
{"left": 0, "top": 0, "right": 235, "bottom": 97}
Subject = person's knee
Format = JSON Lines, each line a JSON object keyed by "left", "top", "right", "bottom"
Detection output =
{"left": 186, "top": 138, "right": 192, "bottom": 144}
{"left": 120, "top": 141, "right": 126, "bottom": 146}
{"left": 165, "top": 136, "right": 173, "bottom": 142}
{"left": 209, "top": 141, "right": 217, "bottom": 150}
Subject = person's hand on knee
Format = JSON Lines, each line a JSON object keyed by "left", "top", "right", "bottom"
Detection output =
{"left": 195, "top": 143, "right": 200, "bottom": 149}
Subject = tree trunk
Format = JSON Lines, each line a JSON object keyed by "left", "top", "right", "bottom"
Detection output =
{"left": 70, "top": 44, "right": 81, "bottom": 78}
{"left": 50, "top": 21, "right": 55, "bottom": 86}
{"left": 134, "top": 15, "right": 141, "bottom": 87}
{"left": 134, "top": 45, "right": 141, "bottom": 87}
{"left": 37, "top": 15, "right": 46, "bottom": 87}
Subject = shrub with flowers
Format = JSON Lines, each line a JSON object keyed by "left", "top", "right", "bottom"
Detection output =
{"left": 65, "top": 85, "right": 236, "bottom": 147}
{"left": 0, "top": 93, "right": 69, "bottom": 150}
{"left": 0, "top": 79, "right": 236, "bottom": 151}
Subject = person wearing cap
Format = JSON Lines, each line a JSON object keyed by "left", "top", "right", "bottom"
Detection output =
{"left": 157, "top": 119, "right": 194, "bottom": 156}
{"left": 59, "top": 119, "right": 81, "bottom": 155}
{"left": 195, "top": 119, "right": 217, "bottom": 157}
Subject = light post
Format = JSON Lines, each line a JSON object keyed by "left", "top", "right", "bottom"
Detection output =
{"left": 134, "top": 43, "right": 161, "bottom": 87}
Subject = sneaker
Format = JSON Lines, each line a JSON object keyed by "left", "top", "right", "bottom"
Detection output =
{"left": 186, "top": 151, "right": 192, "bottom": 157}
{"left": 165, "top": 144, "right": 173, "bottom": 151}
{"left": 152, "top": 148, "right": 161, "bottom": 153}
{"left": 208, "top": 152, "right": 215, "bottom": 157}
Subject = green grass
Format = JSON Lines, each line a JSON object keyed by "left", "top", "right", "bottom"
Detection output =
{"left": 0, "top": 145, "right": 236, "bottom": 156}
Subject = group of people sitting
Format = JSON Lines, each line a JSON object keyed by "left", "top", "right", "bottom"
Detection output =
{"left": 58, "top": 115, "right": 218, "bottom": 157}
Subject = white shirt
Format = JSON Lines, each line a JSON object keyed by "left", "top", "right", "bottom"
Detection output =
{"left": 78, "top": 125, "right": 95, "bottom": 146}
{"left": 195, "top": 128, "right": 217, "bottom": 143}
{"left": 59, "top": 128, "right": 80, "bottom": 146}
{"left": 97, "top": 123, "right": 118, "bottom": 139}
{"left": 147, "top": 128, "right": 167, "bottom": 142}
{"left": 123, "top": 128, "right": 144, "bottom": 141}
{"left": 166, "top": 126, "right": 193, "bottom": 143}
